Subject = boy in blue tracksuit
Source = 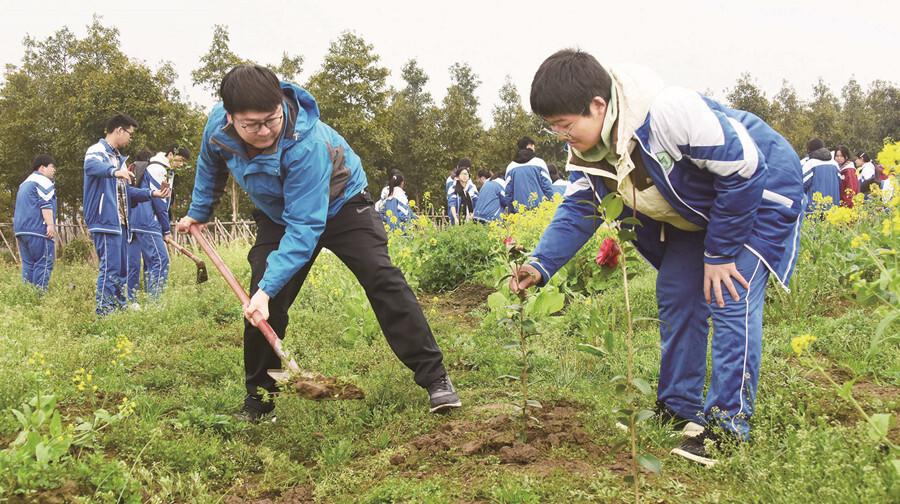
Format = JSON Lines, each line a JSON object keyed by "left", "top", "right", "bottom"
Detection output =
{"left": 510, "top": 50, "right": 804, "bottom": 466}
{"left": 502, "top": 136, "right": 555, "bottom": 212}
{"left": 801, "top": 137, "right": 840, "bottom": 214}
{"left": 472, "top": 169, "right": 508, "bottom": 223}
{"left": 128, "top": 149, "right": 184, "bottom": 298}
{"left": 176, "top": 65, "right": 460, "bottom": 421}
{"left": 83, "top": 114, "right": 170, "bottom": 317}
{"left": 14, "top": 155, "right": 57, "bottom": 290}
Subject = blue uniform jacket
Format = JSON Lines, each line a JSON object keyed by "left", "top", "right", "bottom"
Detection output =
{"left": 502, "top": 157, "right": 554, "bottom": 212}
{"left": 129, "top": 156, "right": 173, "bottom": 235}
{"left": 801, "top": 152, "right": 840, "bottom": 213}
{"left": 83, "top": 139, "right": 153, "bottom": 235}
{"left": 473, "top": 178, "right": 507, "bottom": 222}
{"left": 14, "top": 172, "right": 57, "bottom": 239}
{"left": 187, "top": 82, "right": 368, "bottom": 297}
{"left": 379, "top": 188, "right": 412, "bottom": 232}
{"left": 446, "top": 180, "right": 478, "bottom": 225}
{"left": 531, "top": 87, "right": 804, "bottom": 289}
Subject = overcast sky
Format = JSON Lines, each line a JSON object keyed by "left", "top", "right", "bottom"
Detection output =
{"left": 1, "top": 0, "right": 898, "bottom": 124}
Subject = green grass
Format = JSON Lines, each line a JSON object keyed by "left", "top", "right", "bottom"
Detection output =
{"left": 0, "top": 222, "right": 898, "bottom": 502}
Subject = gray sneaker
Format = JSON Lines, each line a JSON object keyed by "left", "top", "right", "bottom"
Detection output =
{"left": 426, "top": 375, "right": 462, "bottom": 413}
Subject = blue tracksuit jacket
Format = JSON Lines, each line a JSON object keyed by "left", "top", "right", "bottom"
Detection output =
{"left": 83, "top": 139, "right": 153, "bottom": 235}
{"left": 473, "top": 178, "right": 507, "bottom": 222}
{"left": 187, "top": 82, "right": 368, "bottom": 297}
{"left": 502, "top": 156, "right": 555, "bottom": 212}
{"left": 14, "top": 172, "right": 56, "bottom": 238}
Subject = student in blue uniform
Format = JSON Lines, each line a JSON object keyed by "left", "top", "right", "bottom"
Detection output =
{"left": 379, "top": 170, "right": 412, "bottom": 232}
{"left": 472, "top": 168, "right": 508, "bottom": 223}
{"left": 14, "top": 154, "right": 57, "bottom": 291}
{"left": 510, "top": 49, "right": 804, "bottom": 466}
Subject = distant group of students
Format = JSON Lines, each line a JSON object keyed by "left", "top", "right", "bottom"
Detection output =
{"left": 13, "top": 113, "right": 190, "bottom": 318}
{"left": 375, "top": 136, "right": 570, "bottom": 231}
{"left": 802, "top": 137, "right": 893, "bottom": 214}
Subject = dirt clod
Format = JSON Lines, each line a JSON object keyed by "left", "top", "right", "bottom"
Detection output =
{"left": 499, "top": 441, "right": 540, "bottom": 464}
{"left": 285, "top": 373, "right": 365, "bottom": 400}
{"left": 390, "top": 453, "right": 407, "bottom": 465}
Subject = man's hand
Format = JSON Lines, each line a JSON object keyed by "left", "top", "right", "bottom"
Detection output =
{"left": 152, "top": 187, "right": 171, "bottom": 199}
{"left": 509, "top": 264, "right": 542, "bottom": 293}
{"left": 114, "top": 169, "right": 134, "bottom": 183}
{"left": 175, "top": 216, "right": 207, "bottom": 234}
{"left": 45, "top": 226, "right": 55, "bottom": 239}
{"left": 243, "top": 289, "right": 270, "bottom": 327}
{"left": 703, "top": 262, "right": 749, "bottom": 308}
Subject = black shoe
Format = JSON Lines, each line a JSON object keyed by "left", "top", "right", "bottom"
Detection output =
{"left": 235, "top": 398, "right": 275, "bottom": 424}
{"left": 670, "top": 430, "right": 722, "bottom": 467}
{"left": 655, "top": 402, "right": 704, "bottom": 438}
{"left": 426, "top": 375, "right": 462, "bottom": 413}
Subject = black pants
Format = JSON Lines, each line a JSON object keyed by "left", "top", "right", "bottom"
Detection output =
{"left": 244, "top": 191, "right": 447, "bottom": 404}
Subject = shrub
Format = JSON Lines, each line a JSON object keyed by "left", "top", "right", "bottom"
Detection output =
{"left": 60, "top": 235, "right": 94, "bottom": 264}
{"left": 413, "top": 223, "right": 499, "bottom": 292}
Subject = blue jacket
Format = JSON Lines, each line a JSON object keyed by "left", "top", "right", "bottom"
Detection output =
{"left": 83, "top": 139, "right": 153, "bottom": 235}
{"left": 473, "top": 178, "right": 507, "bottom": 222}
{"left": 447, "top": 179, "right": 478, "bottom": 225}
{"left": 530, "top": 83, "right": 803, "bottom": 290}
{"left": 129, "top": 153, "right": 173, "bottom": 236}
{"left": 379, "top": 187, "right": 412, "bottom": 232}
{"left": 187, "top": 82, "right": 369, "bottom": 297}
{"left": 801, "top": 149, "right": 840, "bottom": 213}
{"left": 502, "top": 153, "right": 554, "bottom": 212}
{"left": 14, "top": 172, "right": 56, "bottom": 239}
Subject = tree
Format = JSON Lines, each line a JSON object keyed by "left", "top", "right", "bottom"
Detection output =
{"left": 191, "top": 25, "right": 304, "bottom": 98}
{"left": 770, "top": 80, "right": 813, "bottom": 155}
{"left": 481, "top": 76, "right": 541, "bottom": 173}
{"left": 806, "top": 78, "right": 842, "bottom": 145}
{"left": 438, "top": 63, "right": 483, "bottom": 170}
{"left": 725, "top": 73, "right": 771, "bottom": 123}
{"left": 305, "top": 31, "right": 392, "bottom": 192}
{"left": 385, "top": 59, "right": 444, "bottom": 207}
{"left": 0, "top": 16, "right": 206, "bottom": 223}
{"left": 866, "top": 80, "right": 900, "bottom": 156}
{"left": 839, "top": 78, "right": 876, "bottom": 154}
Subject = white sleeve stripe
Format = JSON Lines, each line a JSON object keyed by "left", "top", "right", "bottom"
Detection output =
{"left": 763, "top": 190, "right": 793, "bottom": 208}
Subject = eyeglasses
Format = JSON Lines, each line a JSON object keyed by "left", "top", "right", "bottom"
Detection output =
{"left": 234, "top": 112, "right": 284, "bottom": 134}
{"left": 540, "top": 108, "right": 586, "bottom": 141}
{"left": 122, "top": 128, "right": 134, "bottom": 139}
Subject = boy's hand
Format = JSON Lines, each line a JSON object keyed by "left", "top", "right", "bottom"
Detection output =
{"left": 114, "top": 168, "right": 134, "bottom": 182}
{"left": 510, "top": 264, "right": 542, "bottom": 293}
{"left": 243, "top": 289, "right": 270, "bottom": 327}
{"left": 704, "top": 262, "right": 748, "bottom": 307}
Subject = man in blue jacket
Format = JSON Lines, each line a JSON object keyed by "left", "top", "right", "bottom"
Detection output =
{"left": 14, "top": 154, "right": 57, "bottom": 291}
{"left": 502, "top": 136, "right": 555, "bottom": 212}
{"left": 83, "top": 114, "right": 170, "bottom": 316}
{"left": 176, "top": 65, "right": 460, "bottom": 421}
{"left": 511, "top": 50, "right": 804, "bottom": 466}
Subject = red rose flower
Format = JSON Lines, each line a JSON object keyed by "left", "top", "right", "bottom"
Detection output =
{"left": 595, "top": 238, "right": 622, "bottom": 268}
{"left": 503, "top": 236, "right": 517, "bottom": 247}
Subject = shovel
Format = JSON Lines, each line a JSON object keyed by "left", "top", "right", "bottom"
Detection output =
{"left": 188, "top": 224, "right": 301, "bottom": 380}
{"left": 164, "top": 235, "right": 209, "bottom": 283}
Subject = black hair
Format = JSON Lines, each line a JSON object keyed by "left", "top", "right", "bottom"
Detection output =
{"left": 106, "top": 114, "right": 138, "bottom": 134}
{"left": 490, "top": 168, "right": 506, "bottom": 181}
{"left": 530, "top": 48, "right": 613, "bottom": 118}
{"left": 476, "top": 169, "right": 492, "bottom": 180}
{"left": 166, "top": 143, "right": 192, "bottom": 160}
{"left": 219, "top": 65, "right": 283, "bottom": 115}
{"left": 457, "top": 157, "right": 472, "bottom": 169}
{"left": 134, "top": 150, "right": 153, "bottom": 162}
{"left": 32, "top": 154, "right": 56, "bottom": 171}
{"left": 547, "top": 163, "right": 560, "bottom": 182}
{"left": 517, "top": 136, "right": 536, "bottom": 150}
{"left": 807, "top": 137, "right": 826, "bottom": 154}
{"left": 388, "top": 170, "right": 406, "bottom": 195}
{"left": 857, "top": 151, "right": 871, "bottom": 163}
{"left": 836, "top": 145, "right": 852, "bottom": 161}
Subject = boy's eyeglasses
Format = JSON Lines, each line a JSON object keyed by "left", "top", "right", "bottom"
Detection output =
{"left": 234, "top": 113, "right": 284, "bottom": 134}
{"left": 539, "top": 108, "right": 586, "bottom": 141}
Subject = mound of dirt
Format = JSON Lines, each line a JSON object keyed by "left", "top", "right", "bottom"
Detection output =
{"left": 285, "top": 373, "right": 365, "bottom": 401}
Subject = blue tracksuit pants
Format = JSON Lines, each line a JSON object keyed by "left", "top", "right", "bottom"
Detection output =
{"left": 92, "top": 227, "right": 133, "bottom": 316}
{"left": 134, "top": 232, "right": 170, "bottom": 298}
{"left": 655, "top": 226, "right": 768, "bottom": 440}
{"left": 18, "top": 235, "right": 55, "bottom": 290}
{"left": 126, "top": 235, "right": 142, "bottom": 301}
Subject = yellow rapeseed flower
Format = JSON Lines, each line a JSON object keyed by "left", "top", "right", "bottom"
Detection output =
{"left": 791, "top": 334, "right": 817, "bottom": 356}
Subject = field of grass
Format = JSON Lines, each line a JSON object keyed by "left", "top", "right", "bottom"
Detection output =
{"left": 0, "top": 199, "right": 898, "bottom": 503}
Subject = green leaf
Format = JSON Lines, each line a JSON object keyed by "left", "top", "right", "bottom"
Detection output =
{"left": 614, "top": 384, "right": 627, "bottom": 396}
{"left": 621, "top": 217, "right": 642, "bottom": 227}
{"left": 49, "top": 411, "right": 62, "bottom": 437}
{"left": 525, "top": 399, "right": 543, "bottom": 408}
{"left": 601, "top": 193, "right": 623, "bottom": 220}
{"left": 577, "top": 343, "right": 606, "bottom": 357}
{"left": 533, "top": 291, "right": 565, "bottom": 315}
{"left": 498, "top": 375, "right": 521, "bottom": 381}
{"left": 623, "top": 475, "right": 634, "bottom": 485}
{"left": 609, "top": 439, "right": 628, "bottom": 454}
{"left": 502, "top": 342, "right": 521, "bottom": 350}
{"left": 487, "top": 292, "right": 508, "bottom": 312}
{"left": 891, "top": 460, "right": 900, "bottom": 479}
{"left": 868, "top": 311, "right": 900, "bottom": 357}
{"left": 521, "top": 319, "right": 538, "bottom": 334}
{"left": 637, "top": 453, "right": 662, "bottom": 475}
{"left": 635, "top": 409, "right": 655, "bottom": 424}
{"left": 604, "top": 331, "right": 616, "bottom": 352}
{"left": 631, "top": 378, "right": 652, "bottom": 396}
{"left": 868, "top": 413, "right": 898, "bottom": 442}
